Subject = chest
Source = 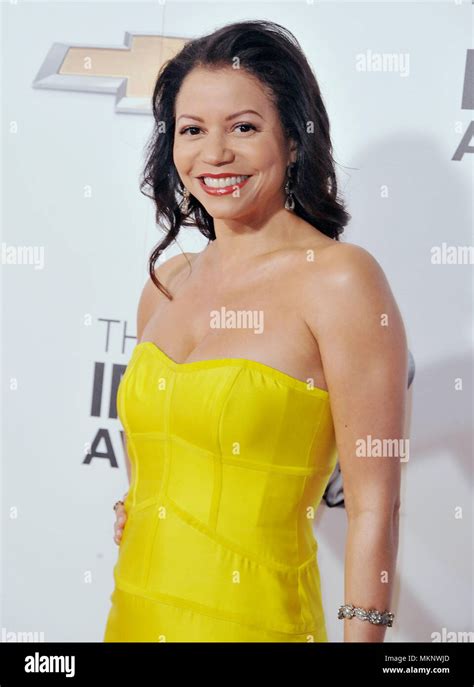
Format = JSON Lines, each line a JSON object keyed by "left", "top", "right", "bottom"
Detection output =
{"left": 140, "top": 267, "right": 322, "bottom": 385}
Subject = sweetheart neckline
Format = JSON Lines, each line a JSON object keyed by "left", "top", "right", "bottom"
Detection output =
{"left": 134, "top": 340, "right": 330, "bottom": 399}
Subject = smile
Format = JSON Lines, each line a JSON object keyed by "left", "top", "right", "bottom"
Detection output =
{"left": 197, "top": 175, "right": 252, "bottom": 196}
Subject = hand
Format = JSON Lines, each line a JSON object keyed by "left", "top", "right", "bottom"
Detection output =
{"left": 113, "top": 492, "right": 129, "bottom": 545}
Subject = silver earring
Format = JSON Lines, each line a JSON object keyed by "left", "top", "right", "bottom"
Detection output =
{"left": 284, "top": 165, "right": 295, "bottom": 211}
{"left": 181, "top": 186, "right": 190, "bottom": 214}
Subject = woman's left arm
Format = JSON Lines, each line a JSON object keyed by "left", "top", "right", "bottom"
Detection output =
{"left": 302, "top": 243, "right": 409, "bottom": 642}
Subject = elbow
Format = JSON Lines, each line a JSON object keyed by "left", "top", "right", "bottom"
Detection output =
{"left": 346, "top": 499, "right": 401, "bottom": 523}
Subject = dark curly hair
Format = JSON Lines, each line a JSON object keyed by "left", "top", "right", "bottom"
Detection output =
{"left": 140, "top": 19, "right": 351, "bottom": 299}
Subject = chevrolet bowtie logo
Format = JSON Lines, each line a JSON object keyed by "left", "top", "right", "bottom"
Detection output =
{"left": 32, "top": 32, "right": 188, "bottom": 114}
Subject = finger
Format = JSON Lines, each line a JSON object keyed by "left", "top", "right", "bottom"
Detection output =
{"left": 114, "top": 514, "right": 126, "bottom": 535}
{"left": 113, "top": 499, "right": 128, "bottom": 544}
{"left": 116, "top": 501, "right": 127, "bottom": 516}
{"left": 115, "top": 511, "right": 127, "bottom": 529}
{"left": 114, "top": 512, "right": 125, "bottom": 526}
{"left": 114, "top": 503, "right": 127, "bottom": 521}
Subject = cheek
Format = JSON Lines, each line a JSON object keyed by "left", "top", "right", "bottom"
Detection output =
{"left": 172, "top": 137, "right": 192, "bottom": 166}
{"left": 172, "top": 139, "right": 182, "bottom": 166}
{"left": 258, "top": 154, "right": 286, "bottom": 186}
{"left": 251, "top": 141, "right": 285, "bottom": 174}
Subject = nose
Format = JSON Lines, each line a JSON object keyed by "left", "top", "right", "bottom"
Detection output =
{"left": 200, "top": 131, "right": 234, "bottom": 166}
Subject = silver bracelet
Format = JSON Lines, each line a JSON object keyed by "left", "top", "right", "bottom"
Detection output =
{"left": 338, "top": 603, "right": 394, "bottom": 627}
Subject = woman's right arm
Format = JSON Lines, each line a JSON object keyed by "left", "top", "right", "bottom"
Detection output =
{"left": 113, "top": 252, "right": 198, "bottom": 545}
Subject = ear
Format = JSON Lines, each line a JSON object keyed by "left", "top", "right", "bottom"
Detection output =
{"left": 287, "top": 138, "right": 298, "bottom": 166}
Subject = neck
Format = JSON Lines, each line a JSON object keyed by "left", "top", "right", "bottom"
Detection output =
{"left": 207, "top": 208, "right": 301, "bottom": 269}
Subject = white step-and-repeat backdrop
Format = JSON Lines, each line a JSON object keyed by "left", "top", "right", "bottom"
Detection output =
{"left": 2, "top": 0, "right": 472, "bottom": 642}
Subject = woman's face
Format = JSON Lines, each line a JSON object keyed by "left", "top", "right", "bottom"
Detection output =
{"left": 173, "top": 66, "right": 296, "bottom": 222}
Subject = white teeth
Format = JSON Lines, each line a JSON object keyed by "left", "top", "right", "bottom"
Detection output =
{"left": 201, "top": 175, "right": 250, "bottom": 188}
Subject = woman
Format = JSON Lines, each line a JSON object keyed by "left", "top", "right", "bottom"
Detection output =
{"left": 104, "top": 19, "right": 408, "bottom": 642}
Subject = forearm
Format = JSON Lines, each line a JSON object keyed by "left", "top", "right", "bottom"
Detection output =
{"left": 343, "top": 511, "right": 399, "bottom": 642}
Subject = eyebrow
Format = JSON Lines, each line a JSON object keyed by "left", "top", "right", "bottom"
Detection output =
{"left": 177, "top": 109, "right": 263, "bottom": 123}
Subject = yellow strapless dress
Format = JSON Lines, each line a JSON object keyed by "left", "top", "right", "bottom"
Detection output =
{"left": 103, "top": 341, "right": 337, "bottom": 642}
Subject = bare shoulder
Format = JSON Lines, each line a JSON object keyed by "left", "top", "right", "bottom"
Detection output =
{"left": 299, "top": 240, "right": 402, "bottom": 336}
{"left": 300, "top": 240, "right": 408, "bottom": 419}
{"left": 314, "top": 240, "right": 387, "bottom": 284}
{"left": 276, "top": 230, "right": 385, "bottom": 289}
{"left": 303, "top": 241, "right": 391, "bottom": 302}
{"left": 137, "top": 251, "right": 200, "bottom": 340}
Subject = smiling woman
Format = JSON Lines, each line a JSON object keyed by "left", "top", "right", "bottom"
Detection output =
{"left": 104, "top": 19, "right": 409, "bottom": 644}
{"left": 139, "top": 19, "right": 350, "bottom": 303}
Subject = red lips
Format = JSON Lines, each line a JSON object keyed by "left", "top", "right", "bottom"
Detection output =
{"left": 197, "top": 175, "right": 252, "bottom": 196}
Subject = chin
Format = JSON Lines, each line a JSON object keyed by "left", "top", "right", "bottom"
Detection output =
{"left": 200, "top": 200, "right": 247, "bottom": 216}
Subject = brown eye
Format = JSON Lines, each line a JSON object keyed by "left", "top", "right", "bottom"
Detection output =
{"left": 180, "top": 126, "right": 201, "bottom": 135}
{"left": 234, "top": 123, "right": 257, "bottom": 133}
